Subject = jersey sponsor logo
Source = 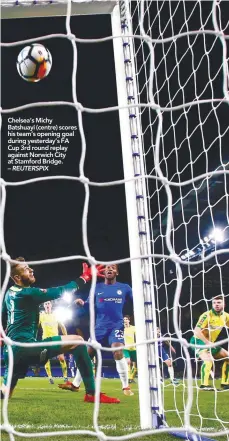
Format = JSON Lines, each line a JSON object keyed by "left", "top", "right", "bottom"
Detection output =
{"left": 97, "top": 292, "right": 103, "bottom": 295}
{"left": 209, "top": 325, "right": 223, "bottom": 330}
{"left": 99, "top": 298, "right": 122, "bottom": 303}
{"left": 117, "top": 290, "right": 122, "bottom": 295}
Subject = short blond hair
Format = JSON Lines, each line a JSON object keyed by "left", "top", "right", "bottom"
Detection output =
{"left": 10, "top": 257, "right": 25, "bottom": 278}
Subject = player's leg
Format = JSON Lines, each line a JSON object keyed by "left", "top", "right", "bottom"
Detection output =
{"left": 214, "top": 348, "right": 229, "bottom": 390}
{"left": 123, "top": 349, "right": 132, "bottom": 382}
{"left": 109, "top": 328, "right": 133, "bottom": 396}
{"left": 54, "top": 335, "right": 120, "bottom": 403}
{"left": 1, "top": 346, "right": 28, "bottom": 399}
{"left": 58, "top": 344, "right": 95, "bottom": 391}
{"left": 190, "top": 336, "right": 214, "bottom": 390}
{"left": 198, "top": 350, "right": 214, "bottom": 390}
{"left": 129, "top": 352, "right": 138, "bottom": 383}
{"left": 57, "top": 353, "right": 68, "bottom": 382}
{"left": 46, "top": 335, "right": 95, "bottom": 396}
{"left": 44, "top": 359, "right": 54, "bottom": 384}
{"left": 161, "top": 348, "right": 179, "bottom": 384}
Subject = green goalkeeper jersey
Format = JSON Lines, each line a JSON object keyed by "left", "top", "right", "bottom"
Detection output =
{"left": 2, "top": 281, "right": 80, "bottom": 342}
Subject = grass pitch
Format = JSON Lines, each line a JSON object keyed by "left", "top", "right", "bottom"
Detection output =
{"left": 1, "top": 378, "right": 229, "bottom": 441}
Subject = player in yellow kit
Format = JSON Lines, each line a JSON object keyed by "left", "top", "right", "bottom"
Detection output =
{"left": 190, "top": 295, "right": 229, "bottom": 390}
{"left": 123, "top": 316, "right": 137, "bottom": 383}
{"left": 39, "top": 301, "right": 68, "bottom": 384}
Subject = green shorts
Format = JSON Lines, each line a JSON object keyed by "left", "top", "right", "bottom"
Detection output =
{"left": 123, "top": 349, "right": 137, "bottom": 363}
{"left": 3, "top": 336, "right": 62, "bottom": 386}
{"left": 190, "top": 336, "right": 222, "bottom": 358}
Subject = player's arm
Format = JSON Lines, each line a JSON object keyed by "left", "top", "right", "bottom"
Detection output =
{"left": 125, "top": 285, "right": 134, "bottom": 311}
{"left": 163, "top": 335, "right": 176, "bottom": 354}
{"left": 58, "top": 322, "right": 67, "bottom": 336}
{"left": 225, "top": 314, "right": 229, "bottom": 331}
{"left": 28, "top": 264, "right": 105, "bottom": 304}
{"left": 193, "top": 312, "right": 210, "bottom": 344}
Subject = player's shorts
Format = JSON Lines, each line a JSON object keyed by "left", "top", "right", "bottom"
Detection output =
{"left": 190, "top": 336, "right": 222, "bottom": 357}
{"left": 3, "top": 336, "right": 62, "bottom": 386}
{"left": 95, "top": 322, "right": 124, "bottom": 346}
{"left": 123, "top": 349, "right": 137, "bottom": 362}
{"left": 158, "top": 343, "right": 170, "bottom": 362}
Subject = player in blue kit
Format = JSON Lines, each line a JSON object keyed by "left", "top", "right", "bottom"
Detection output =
{"left": 157, "top": 328, "right": 179, "bottom": 385}
{"left": 59, "top": 264, "right": 134, "bottom": 396}
{"left": 68, "top": 354, "right": 77, "bottom": 378}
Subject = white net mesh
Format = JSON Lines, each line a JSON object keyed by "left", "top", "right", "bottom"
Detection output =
{"left": 130, "top": 0, "right": 229, "bottom": 438}
{"left": 1, "top": 0, "right": 229, "bottom": 440}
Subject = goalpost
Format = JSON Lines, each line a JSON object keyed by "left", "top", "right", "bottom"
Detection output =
{"left": 1, "top": 1, "right": 229, "bottom": 440}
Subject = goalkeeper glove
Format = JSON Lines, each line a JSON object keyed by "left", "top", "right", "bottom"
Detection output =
{"left": 80, "top": 263, "right": 105, "bottom": 283}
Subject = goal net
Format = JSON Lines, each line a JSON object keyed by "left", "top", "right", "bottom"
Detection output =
{"left": 1, "top": 1, "right": 229, "bottom": 441}
{"left": 128, "top": 0, "right": 229, "bottom": 439}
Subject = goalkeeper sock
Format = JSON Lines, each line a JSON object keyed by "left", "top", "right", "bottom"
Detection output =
{"left": 73, "top": 369, "right": 82, "bottom": 388}
{"left": 131, "top": 367, "right": 138, "bottom": 379}
{"left": 44, "top": 360, "right": 52, "bottom": 378}
{"left": 72, "top": 346, "right": 95, "bottom": 395}
{"left": 201, "top": 361, "right": 212, "bottom": 386}
{"left": 168, "top": 366, "right": 174, "bottom": 381}
{"left": 115, "top": 357, "right": 128, "bottom": 389}
{"left": 60, "top": 359, "right": 68, "bottom": 379}
{"left": 221, "top": 361, "right": 229, "bottom": 384}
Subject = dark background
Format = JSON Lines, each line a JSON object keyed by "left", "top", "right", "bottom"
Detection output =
{"left": 1, "top": 14, "right": 131, "bottom": 288}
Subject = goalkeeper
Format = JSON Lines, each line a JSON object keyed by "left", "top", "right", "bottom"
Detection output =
{"left": 190, "top": 295, "right": 229, "bottom": 391}
{"left": 39, "top": 301, "right": 68, "bottom": 384}
{"left": 1, "top": 257, "right": 120, "bottom": 404}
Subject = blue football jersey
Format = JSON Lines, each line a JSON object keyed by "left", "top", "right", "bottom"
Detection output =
{"left": 86, "top": 282, "right": 133, "bottom": 326}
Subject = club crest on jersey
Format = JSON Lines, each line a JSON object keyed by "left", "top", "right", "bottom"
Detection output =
{"left": 117, "top": 290, "right": 122, "bottom": 295}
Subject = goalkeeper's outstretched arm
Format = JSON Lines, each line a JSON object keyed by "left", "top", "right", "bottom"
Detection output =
{"left": 10, "top": 257, "right": 105, "bottom": 304}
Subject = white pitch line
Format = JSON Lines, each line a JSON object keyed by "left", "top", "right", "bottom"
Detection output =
{"left": 11, "top": 424, "right": 221, "bottom": 432}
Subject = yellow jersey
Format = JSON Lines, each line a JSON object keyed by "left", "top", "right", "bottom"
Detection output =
{"left": 124, "top": 325, "right": 136, "bottom": 350}
{"left": 39, "top": 312, "right": 66, "bottom": 339}
{"left": 196, "top": 309, "right": 229, "bottom": 342}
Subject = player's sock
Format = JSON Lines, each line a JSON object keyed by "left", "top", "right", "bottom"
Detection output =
{"left": 60, "top": 359, "right": 68, "bottom": 379}
{"left": 221, "top": 361, "right": 229, "bottom": 385}
{"left": 72, "top": 369, "right": 82, "bottom": 388}
{"left": 44, "top": 360, "right": 52, "bottom": 378}
{"left": 72, "top": 346, "right": 95, "bottom": 395}
{"left": 201, "top": 361, "right": 212, "bottom": 386}
{"left": 210, "top": 370, "right": 214, "bottom": 379}
{"left": 128, "top": 363, "right": 132, "bottom": 380}
{"left": 168, "top": 366, "right": 174, "bottom": 382}
{"left": 131, "top": 367, "right": 138, "bottom": 379}
{"left": 115, "top": 357, "right": 129, "bottom": 389}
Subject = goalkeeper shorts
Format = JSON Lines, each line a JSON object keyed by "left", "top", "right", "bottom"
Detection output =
{"left": 3, "top": 336, "right": 62, "bottom": 386}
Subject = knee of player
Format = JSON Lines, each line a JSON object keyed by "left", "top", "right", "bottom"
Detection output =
{"left": 66, "top": 334, "right": 84, "bottom": 346}
{"left": 166, "top": 359, "right": 172, "bottom": 367}
{"left": 113, "top": 349, "right": 123, "bottom": 360}
{"left": 58, "top": 354, "right": 65, "bottom": 362}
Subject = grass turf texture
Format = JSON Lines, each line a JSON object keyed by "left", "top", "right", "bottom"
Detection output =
{"left": 1, "top": 378, "right": 228, "bottom": 441}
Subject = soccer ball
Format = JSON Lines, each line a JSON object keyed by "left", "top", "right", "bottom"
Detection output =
{"left": 16, "top": 44, "right": 52, "bottom": 82}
